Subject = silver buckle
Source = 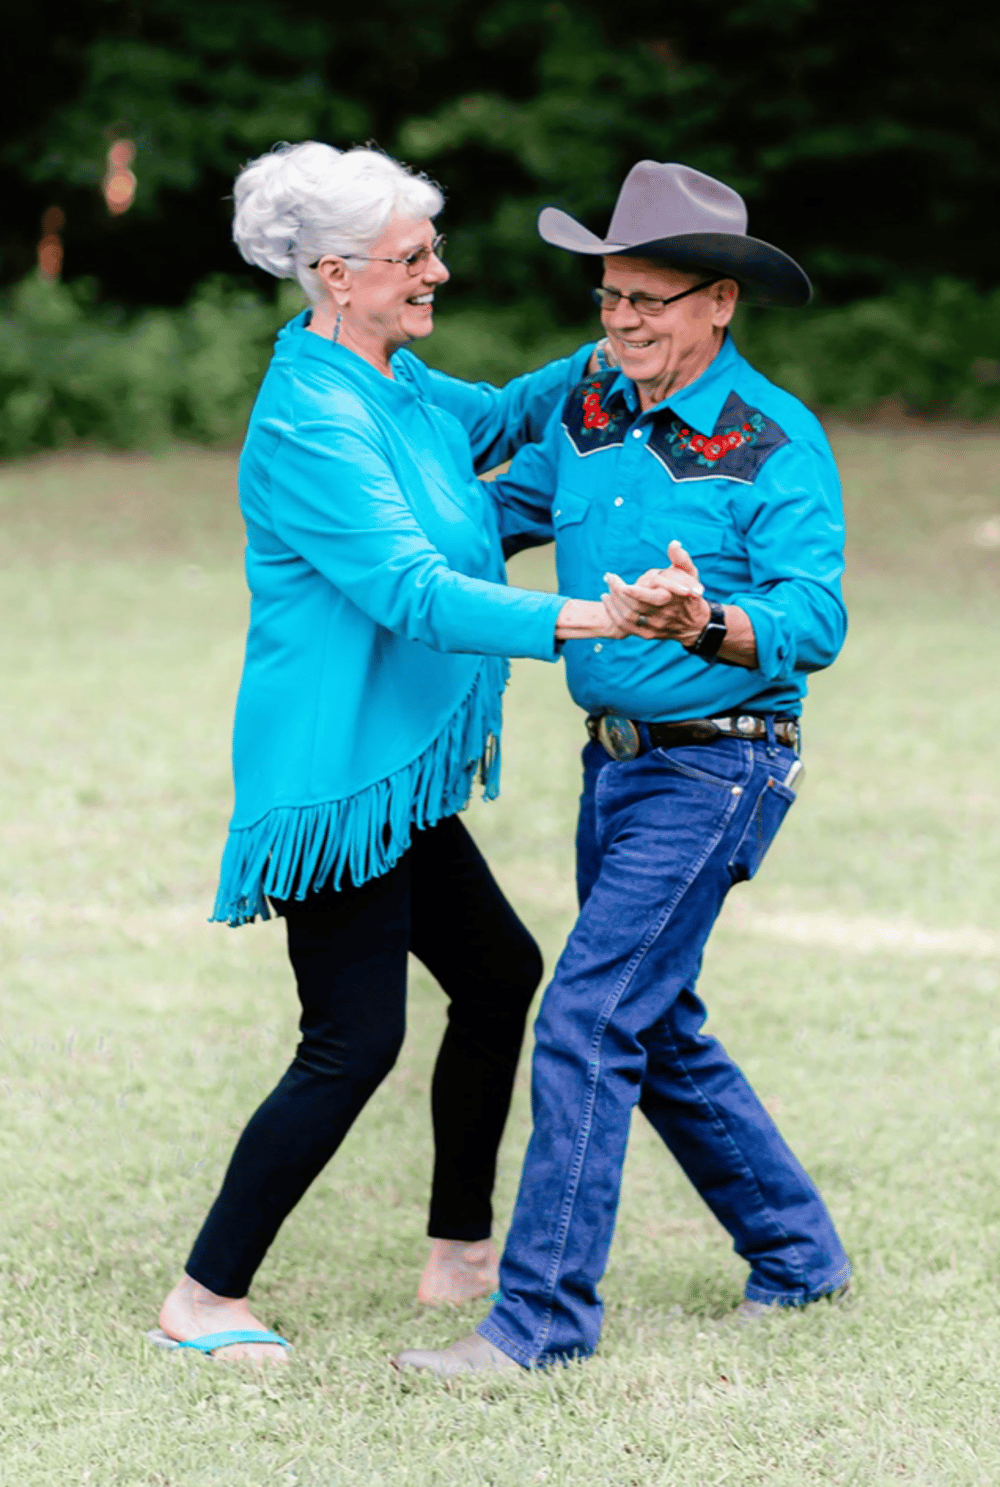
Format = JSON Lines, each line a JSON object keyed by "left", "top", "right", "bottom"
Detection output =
{"left": 597, "top": 713, "right": 640, "bottom": 761}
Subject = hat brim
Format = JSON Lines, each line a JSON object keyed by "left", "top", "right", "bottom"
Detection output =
{"left": 537, "top": 207, "right": 812, "bottom": 309}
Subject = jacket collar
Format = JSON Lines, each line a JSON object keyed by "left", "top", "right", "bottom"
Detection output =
{"left": 602, "top": 331, "right": 742, "bottom": 434}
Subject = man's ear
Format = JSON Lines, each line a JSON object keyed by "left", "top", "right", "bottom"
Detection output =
{"left": 711, "top": 280, "right": 739, "bottom": 329}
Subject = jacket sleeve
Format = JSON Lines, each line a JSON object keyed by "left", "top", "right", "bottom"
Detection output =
{"left": 729, "top": 438, "right": 848, "bottom": 682}
{"left": 266, "top": 418, "right": 566, "bottom": 661}
{"left": 483, "top": 414, "right": 562, "bottom": 558}
{"left": 401, "top": 344, "right": 593, "bottom": 473}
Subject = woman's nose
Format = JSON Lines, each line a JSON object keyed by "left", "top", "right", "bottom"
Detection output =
{"left": 424, "top": 252, "right": 449, "bottom": 285}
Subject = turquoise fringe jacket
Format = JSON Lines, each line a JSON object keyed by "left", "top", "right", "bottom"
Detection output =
{"left": 212, "top": 313, "right": 591, "bottom": 925}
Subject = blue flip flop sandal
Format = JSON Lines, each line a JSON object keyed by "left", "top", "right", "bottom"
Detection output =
{"left": 146, "top": 1328, "right": 292, "bottom": 1357}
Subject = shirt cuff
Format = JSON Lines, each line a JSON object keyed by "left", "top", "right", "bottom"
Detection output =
{"left": 518, "top": 591, "right": 568, "bottom": 662}
{"left": 728, "top": 594, "right": 795, "bottom": 683}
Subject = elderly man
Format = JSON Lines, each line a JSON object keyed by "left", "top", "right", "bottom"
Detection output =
{"left": 396, "top": 161, "right": 851, "bottom": 1375}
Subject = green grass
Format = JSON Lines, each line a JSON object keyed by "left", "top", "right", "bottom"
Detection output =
{"left": 1, "top": 431, "right": 999, "bottom": 1485}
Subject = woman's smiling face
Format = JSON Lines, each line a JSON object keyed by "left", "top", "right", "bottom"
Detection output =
{"left": 351, "top": 216, "right": 449, "bottom": 347}
{"left": 311, "top": 215, "right": 449, "bottom": 367}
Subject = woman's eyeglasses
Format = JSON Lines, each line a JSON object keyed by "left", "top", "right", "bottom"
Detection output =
{"left": 591, "top": 279, "right": 719, "bottom": 316}
{"left": 310, "top": 235, "right": 446, "bottom": 273}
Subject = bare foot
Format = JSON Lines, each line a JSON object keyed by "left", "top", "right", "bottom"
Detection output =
{"left": 417, "top": 1238, "right": 500, "bottom": 1306}
{"left": 158, "top": 1275, "right": 290, "bottom": 1364}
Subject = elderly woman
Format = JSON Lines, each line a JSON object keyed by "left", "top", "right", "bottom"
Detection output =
{"left": 148, "top": 142, "right": 623, "bottom": 1361}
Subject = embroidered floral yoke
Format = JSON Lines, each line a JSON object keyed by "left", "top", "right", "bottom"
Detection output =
{"left": 213, "top": 313, "right": 590, "bottom": 926}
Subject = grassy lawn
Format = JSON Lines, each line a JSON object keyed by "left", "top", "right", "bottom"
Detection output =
{"left": 1, "top": 429, "right": 998, "bottom": 1486}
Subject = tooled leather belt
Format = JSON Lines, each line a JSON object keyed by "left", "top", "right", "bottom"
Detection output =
{"left": 586, "top": 711, "right": 799, "bottom": 762}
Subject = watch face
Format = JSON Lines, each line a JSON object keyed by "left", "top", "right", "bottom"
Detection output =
{"left": 694, "top": 605, "right": 727, "bottom": 657}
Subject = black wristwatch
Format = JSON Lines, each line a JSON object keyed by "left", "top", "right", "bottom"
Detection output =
{"left": 684, "top": 601, "right": 727, "bottom": 659}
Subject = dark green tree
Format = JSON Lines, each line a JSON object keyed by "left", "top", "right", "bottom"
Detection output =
{"left": 3, "top": 0, "right": 998, "bottom": 311}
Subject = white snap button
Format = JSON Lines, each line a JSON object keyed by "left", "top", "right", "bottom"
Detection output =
{"left": 632, "top": 428, "right": 643, "bottom": 439}
{"left": 614, "top": 497, "right": 623, "bottom": 507}
{"left": 731, "top": 785, "right": 742, "bottom": 795}
{"left": 594, "top": 643, "right": 603, "bottom": 653}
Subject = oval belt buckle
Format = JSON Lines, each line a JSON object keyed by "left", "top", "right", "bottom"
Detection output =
{"left": 597, "top": 712, "right": 640, "bottom": 762}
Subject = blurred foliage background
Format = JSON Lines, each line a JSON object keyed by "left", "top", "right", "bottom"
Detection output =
{"left": 3, "top": 0, "right": 1000, "bottom": 453}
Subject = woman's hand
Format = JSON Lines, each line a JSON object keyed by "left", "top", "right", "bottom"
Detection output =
{"left": 555, "top": 598, "right": 629, "bottom": 641}
{"left": 584, "top": 338, "right": 620, "bottom": 376}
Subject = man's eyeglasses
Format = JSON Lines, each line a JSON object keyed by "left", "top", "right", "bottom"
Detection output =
{"left": 592, "top": 278, "right": 720, "bottom": 316}
{"left": 309, "top": 234, "right": 446, "bottom": 273}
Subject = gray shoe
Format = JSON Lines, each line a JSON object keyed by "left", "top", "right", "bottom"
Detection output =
{"left": 727, "top": 1281, "right": 851, "bottom": 1326}
{"left": 392, "top": 1331, "right": 522, "bottom": 1377}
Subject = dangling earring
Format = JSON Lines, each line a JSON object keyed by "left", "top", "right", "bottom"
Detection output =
{"left": 332, "top": 310, "right": 343, "bottom": 345}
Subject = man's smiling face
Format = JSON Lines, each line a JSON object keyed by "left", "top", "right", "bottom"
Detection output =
{"left": 599, "top": 257, "right": 739, "bottom": 403}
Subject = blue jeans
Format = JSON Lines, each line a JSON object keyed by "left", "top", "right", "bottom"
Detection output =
{"left": 479, "top": 736, "right": 851, "bottom": 1366}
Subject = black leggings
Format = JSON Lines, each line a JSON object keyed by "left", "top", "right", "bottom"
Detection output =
{"left": 185, "top": 815, "right": 543, "bottom": 1298}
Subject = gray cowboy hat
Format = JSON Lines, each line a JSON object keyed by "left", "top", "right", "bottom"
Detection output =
{"left": 538, "top": 160, "right": 812, "bottom": 309}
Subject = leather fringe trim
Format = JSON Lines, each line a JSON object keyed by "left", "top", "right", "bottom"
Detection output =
{"left": 211, "top": 659, "right": 507, "bottom": 927}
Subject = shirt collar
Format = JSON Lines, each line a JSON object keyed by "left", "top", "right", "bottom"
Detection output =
{"left": 603, "top": 332, "right": 743, "bottom": 434}
{"left": 281, "top": 310, "right": 418, "bottom": 407}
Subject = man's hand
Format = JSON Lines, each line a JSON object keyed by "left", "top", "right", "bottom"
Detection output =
{"left": 601, "top": 540, "right": 710, "bottom": 646}
{"left": 601, "top": 540, "right": 760, "bottom": 666}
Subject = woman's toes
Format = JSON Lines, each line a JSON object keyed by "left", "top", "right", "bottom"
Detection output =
{"left": 211, "top": 1340, "right": 291, "bottom": 1365}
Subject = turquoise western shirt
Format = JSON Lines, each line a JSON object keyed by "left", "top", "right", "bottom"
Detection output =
{"left": 490, "top": 333, "right": 847, "bottom": 720}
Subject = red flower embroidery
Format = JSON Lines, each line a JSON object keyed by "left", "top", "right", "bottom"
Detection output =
{"left": 666, "top": 407, "right": 765, "bottom": 466}
{"left": 581, "top": 382, "right": 614, "bottom": 431}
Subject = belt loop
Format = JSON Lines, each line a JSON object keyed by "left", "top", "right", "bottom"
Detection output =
{"left": 765, "top": 714, "right": 778, "bottom": 759}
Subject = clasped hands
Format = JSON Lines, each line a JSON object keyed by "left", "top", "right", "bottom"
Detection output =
{"left": 602, "top": 540, "right": 711, "bottom": 645}
{"left": 555, "top": 541, "right": 709, "bottom": 644}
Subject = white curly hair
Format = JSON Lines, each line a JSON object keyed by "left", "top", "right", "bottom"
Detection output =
{"left": 232, "top": 142, "right": 444, "bottom": 302}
